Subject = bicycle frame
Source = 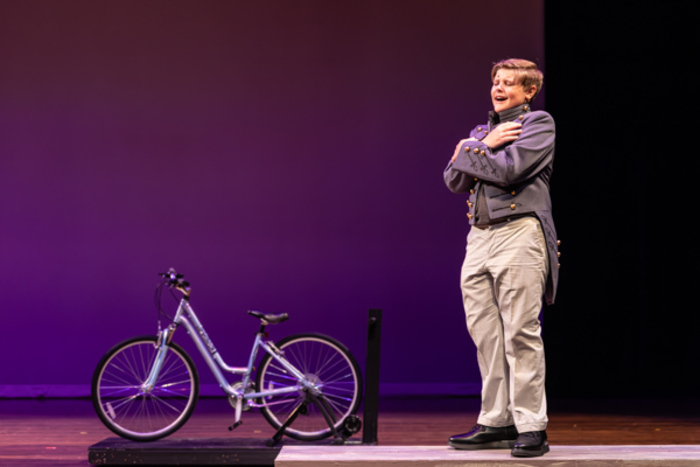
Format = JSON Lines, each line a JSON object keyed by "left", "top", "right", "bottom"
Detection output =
{"left": 91, "top": 270, "right": 363, "bottom": 445}
{"left": 146, "top": 295, "right": 319, "bottom": 425}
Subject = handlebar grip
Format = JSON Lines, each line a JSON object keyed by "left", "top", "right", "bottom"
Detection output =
{"left": 159, "top": 268, "right": 183, "bottom": 278}
{"left": 158, "top": 269, "right": 189, "bottom": 294}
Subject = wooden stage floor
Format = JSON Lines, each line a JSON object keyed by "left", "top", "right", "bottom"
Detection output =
{"left": 1, "top": 396, "right": 699, "bottom": 466}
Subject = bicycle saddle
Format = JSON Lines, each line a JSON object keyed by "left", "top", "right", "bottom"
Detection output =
{"left": 248, "top": 310, "right": 289, "bottom": 325}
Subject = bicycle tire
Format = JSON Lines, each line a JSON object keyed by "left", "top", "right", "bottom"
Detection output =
{"left": 91, "top": 336, "right": 199, "bottom": 441}
{"left": 256, "top": 333, "right": 362, "bottom": 441}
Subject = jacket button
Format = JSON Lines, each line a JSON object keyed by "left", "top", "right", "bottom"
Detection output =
{"left": 518, "top": 115, "right": 524, "bottom": 120}
{"left": 511, "top": 190, "right": 516, "bottom": 196}
{"left": 480, "top": 150, "right": 485, "bottom": 156}
{"left": 510, "top": 203, "right": 516, "bottom": 210}
{"left": 467, "top": 213, "right": 473, "bottom": 219}
{"left": 478, "top": 127, "right": 482, "bottom": 132}
{"left": 464, "top": 146, "right": 470, "bottom": 152}
{"left": 469, "top": 189, "right": 475, "bottom": 194}
{"left": 473, "top": 148, "right": 479, "bottom": 154}
{"left": 557, "top": 252, "right": 561, "bottom": 257}
{"left": 467, "top": 201, "right": 473, "bottom": 208}
{"left": 557, "top": 239, "right": 562, "bottom": 246}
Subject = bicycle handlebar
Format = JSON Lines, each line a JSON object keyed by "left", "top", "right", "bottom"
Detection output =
{"left": 159, "top": 268, "right": 190, "bottom": 293}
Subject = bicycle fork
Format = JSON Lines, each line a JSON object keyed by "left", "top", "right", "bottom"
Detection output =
{"left": 141, "top": 324, "right": 177, "bottom": 394}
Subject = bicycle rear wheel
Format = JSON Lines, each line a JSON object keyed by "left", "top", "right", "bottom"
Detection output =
{"left": 91, "top": 336, "right": 199, "bottom": 441}
{"left": 256, "top": 333, "right": 362, "bottom": 441}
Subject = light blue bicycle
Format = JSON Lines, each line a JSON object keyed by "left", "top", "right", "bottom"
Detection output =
{"left": 91, "top": 269, "right": 362, "bottom": 445}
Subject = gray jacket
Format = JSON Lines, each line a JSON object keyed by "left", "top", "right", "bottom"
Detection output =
{"left": 444, "top": 104, "right": 560, "bottom": 305}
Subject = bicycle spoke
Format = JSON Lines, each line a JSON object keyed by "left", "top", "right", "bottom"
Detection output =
{"left": 256, "top": 334, "right": 361, "bottom": 441}
{"left": 93, "top": 338, "right": 198, "bottom": 440}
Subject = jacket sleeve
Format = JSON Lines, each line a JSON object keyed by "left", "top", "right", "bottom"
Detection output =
{"left": 443, "top": 124, "right": 484, "bottom": 194}
{"left": 443, "top": 160, "right": 477, "bottom": 194}
{"left": 447, "top": 111, "right": 555, "bottom": 188}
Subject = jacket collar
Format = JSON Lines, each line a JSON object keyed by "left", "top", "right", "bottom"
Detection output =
{"left": 488, "top": 103, "right": 531, "bottom": 125}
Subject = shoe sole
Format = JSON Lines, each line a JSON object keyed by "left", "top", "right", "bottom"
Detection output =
{"left": 449, "top": 440, "right": 516, "bottom": 450}
{"left": 511, "top": 441, "right": 550, "bottom": 457}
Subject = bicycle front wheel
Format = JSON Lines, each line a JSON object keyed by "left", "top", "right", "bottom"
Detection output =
{"left": 91, "top": 336, "right": 199, "bottom": 441}
{"left": 256, "top": 333, "right": 362, "bottom": 441}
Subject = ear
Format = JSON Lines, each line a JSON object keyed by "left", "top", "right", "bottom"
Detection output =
{"left": 525, "top": 85, "right": 537, "bottom": 102}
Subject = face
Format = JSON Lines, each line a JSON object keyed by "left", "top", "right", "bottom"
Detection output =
{"left": 491, "top": 69, "right": 537, "bottom": 113}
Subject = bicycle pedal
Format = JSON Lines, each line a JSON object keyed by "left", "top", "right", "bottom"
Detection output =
{"left": 228, "top": 421, "right": 243, "bottom": 431}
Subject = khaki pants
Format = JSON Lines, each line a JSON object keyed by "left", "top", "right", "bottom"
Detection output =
{"left": 460, "top": 216, "right": 548, "bottom": 433}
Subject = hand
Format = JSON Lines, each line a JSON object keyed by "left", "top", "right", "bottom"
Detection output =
{"left": 481, "top": 122, "right": 522, "bottom": 149}
{"left": 451, "top": 137, "right": 477, "bottom": 162}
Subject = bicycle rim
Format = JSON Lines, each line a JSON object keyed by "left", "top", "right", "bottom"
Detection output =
{"left": 256, "top": 334, "right": 362, "bottom": 440}
{"left": 92, "top": 337, "right": 198, "bottom": 441}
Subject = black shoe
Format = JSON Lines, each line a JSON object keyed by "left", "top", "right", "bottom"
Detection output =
{"left": 511, "top": 430, "right": 549, "bottom": 457}
{"left": 448, "top": 424, "right": 518, "bottom": 450}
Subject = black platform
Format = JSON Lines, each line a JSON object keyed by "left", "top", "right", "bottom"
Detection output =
{"left": 88, "top": 437, "right": 282, "bottom": 466}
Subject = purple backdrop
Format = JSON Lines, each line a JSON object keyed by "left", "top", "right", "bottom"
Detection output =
{"left": 0, "top": 0, "right": 544, "bottom": 397}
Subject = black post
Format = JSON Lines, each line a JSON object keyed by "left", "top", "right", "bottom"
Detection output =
{"left": 362, "top": 308, "right": 382, "bottom": 445}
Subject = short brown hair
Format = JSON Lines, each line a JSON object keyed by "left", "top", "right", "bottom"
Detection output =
{"left": 491, "top": 59, "right": 543, "bottom": 102}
